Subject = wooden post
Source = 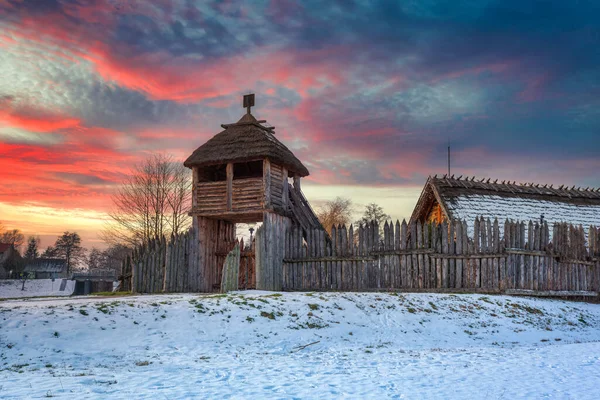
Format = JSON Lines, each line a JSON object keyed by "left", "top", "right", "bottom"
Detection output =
{"left": 263, "top": 158, "right": 271, "bottom": 209}
{"left": 281, "top": 167, "right": 289, "bottom": 211}
{"left": 221, "top": 244, "right": 240, "bottom": 293}
{"left": 192, "top": 167, "right": 198, "bottom": 210}
{"left": 226, "top": 163, "right": 233, "bottom": 211}
{"left": 293, "top": 175, "right": 301, "bottom": 193}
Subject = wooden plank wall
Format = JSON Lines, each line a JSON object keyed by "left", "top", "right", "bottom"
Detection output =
{"left": 283, "top": 218, "right": 600, "bottom": 294}
{"left": 231, "top": 177, "right": 263, "bottom": 211}
{"left": 193, "top": 181, "right": 227, "bottom": 214}
{"left": 125, "top": 218, "right": 236, "bottom": 294}
{"left": 256, "top": 212, "right": 291, "bottom": 291}
{"left": 270, "top": 163, "right": 285, "bottom": 210}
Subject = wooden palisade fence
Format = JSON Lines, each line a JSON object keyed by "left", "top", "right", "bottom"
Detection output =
{"left": 121, "top": 225, "right": 240, "bottom": 293}
{"left": 122, "top": 218, "right": 599, "bottom": 297}
{"left": 283, "top": 218, "right": 600, "bottom": 296}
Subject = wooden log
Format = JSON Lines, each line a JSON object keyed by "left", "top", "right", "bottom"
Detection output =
{"left": 401, "top": 220, "right": 408, "bottom": 288}
{"left": 455, "top": 220, "right": 463, "bottom": 289}
{"left": 394, "top": 220, "right": 401, "bottom": 288}
{"left": 424, "top": 223, "right": 432, "bottom": 288}
{"left": 263, "top": 159, "right": 271, "bottom": 209}
{"left": 435, "top": 223, "right": 442, "bottom": 288}
{"left": 449, "top": 219, "right": 456, "bottom": 288}
{"left": 474, "top": 217, "right": 481, "bottom": 287}
{"left": 417, "top": 221, "right": 424, "bottom": 288}
{"left": 441, "top": 221, "right": 449, "bottom": 288}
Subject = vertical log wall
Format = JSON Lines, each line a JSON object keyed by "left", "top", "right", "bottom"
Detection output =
{"left": 255, "top": 212, "right": 291, "bottom": 291}
{"left": 282, "top": 219, "right": 600, "bottom": 296}
{"left": 121, "top": 218, "right": 600, "bottom": 297}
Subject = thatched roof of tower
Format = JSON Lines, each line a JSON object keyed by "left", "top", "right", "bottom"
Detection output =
{"left": 184, "top": 112, "right": 309, "bottom": 177}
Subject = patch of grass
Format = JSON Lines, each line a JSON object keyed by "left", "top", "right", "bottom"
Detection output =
{"left": 246, "top": 316, "right": 254, "bottom": 322}
{"left": 79, "top": 309, "right": 88, "bottom": 316}
{"left": 407, "top": 307, "right": 417, "bottom": 314}
{"left": 135, "top": 360, "right": 151, "bottom": 366}
{"left": 45, "top": 364, "right": 53, "bottom": 368}
{"left": 53, "top": 331, "right": 59, "bottom": 338}
{"left": 260, "top": 311, "right": 276, "bottom": 320}
{"left": 195, "top": 303, "right": 206, "bottom": 313}
{"left": 428, "top": 302, "right": 438, "bottom": 311}
{"left": 92, "top": 291, "right": 131, "bottom": 297}
{"left": 96, "top": 305, "right": 110, "bottom": 314}
{"left": 308, "top": 303, "right": 319, "bottom": 311}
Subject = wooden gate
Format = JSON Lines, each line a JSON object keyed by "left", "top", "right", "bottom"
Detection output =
{"left": 239, "top": 239, "right": 256, "bottom": 289}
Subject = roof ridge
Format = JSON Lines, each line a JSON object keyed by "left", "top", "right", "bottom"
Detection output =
{"left": 429, "top": 174, "right": 600, "bottom": 199}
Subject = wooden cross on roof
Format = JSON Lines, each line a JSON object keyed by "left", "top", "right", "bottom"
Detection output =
{"left": 243, "top": 93, "right": 255, "bottom": 114}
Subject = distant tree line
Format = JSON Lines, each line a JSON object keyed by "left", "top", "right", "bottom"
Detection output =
{"left": 1, "top": 153, "right": 190, "bottom": 280}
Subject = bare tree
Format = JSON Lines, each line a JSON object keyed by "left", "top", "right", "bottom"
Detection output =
{"left": 102, "top": 153, "right": 192, "bottom": 246}
{"left": 87, "top": 248, "right": 106, "bottom": 272}
{"left": 101, "top": 244, "right": 131, "bottom": 275}
{"left": 0, "top": 229, "right": 25, "bottom": 252}
{"left": 316, "top": 197, "right": 353, "bottom": 234}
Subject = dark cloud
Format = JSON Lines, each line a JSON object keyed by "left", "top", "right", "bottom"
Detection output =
{"left": 54, "top": 172, "right": 113, "bottom": 186}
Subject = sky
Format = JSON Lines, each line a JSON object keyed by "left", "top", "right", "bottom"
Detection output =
{"left": 0, "top": 0, "right": 599, "bottom": 249}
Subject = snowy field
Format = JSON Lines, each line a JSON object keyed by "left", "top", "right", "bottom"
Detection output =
{"left": 1, "top": 292, "right": 599, "bottom": 399}
{"left": 0, "top": 279, "right": 75, "bottom": 299}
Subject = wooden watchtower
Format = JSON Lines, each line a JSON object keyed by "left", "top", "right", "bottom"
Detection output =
{"left": 184, "top": 94, "right": 319, "bottom": 291}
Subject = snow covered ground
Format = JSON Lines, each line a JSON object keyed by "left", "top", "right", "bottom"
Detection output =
{"left": 1, "top": 292, "right": 599, "bottom": 399}
{"left": 0, "top": 279, "right": 75, "bottom": 299}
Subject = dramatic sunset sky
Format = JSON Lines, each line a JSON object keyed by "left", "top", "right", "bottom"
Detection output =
{"left": 1, "top": 0, "right": 599, "bottom": 249}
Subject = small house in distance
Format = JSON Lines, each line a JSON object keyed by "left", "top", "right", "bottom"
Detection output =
{"left": 23, "top": 258, "right": 68, "bottom": 279}
{"left": 411, "top": 175, "right": 600, "bottom": 230}
{"left": 0, "top": 243, "right": 23, "bottom": 279}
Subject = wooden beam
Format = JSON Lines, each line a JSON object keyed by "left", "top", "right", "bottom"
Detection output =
{"left": 282, "top": 167, "right": 289, "bottom": 210}
{"left": 192, "top": 167, "right": 198, "bottom": 209}
{"left": 263, "top": 158, "right": 271, "bottom": 208}
{"left": 226, "top": 163, "right": 233, "bottom": 211}
{"left": 293, "top": 175, "right": 301, "bottom": 192}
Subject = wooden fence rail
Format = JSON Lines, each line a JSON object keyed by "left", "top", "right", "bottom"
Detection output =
{"left": 283, "top": 218, "right": 600, "bottom": 295}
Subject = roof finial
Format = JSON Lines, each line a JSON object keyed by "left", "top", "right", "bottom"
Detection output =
{"left": 243, "top": 93, "right": 255, "bottom": 115}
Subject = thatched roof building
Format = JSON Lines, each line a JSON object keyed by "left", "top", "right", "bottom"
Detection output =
{"left": 411, "top": 175, "right": 600, "bottom": 229}
{"left": 184, "top": 112, "right": 309, "bottom": 177}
